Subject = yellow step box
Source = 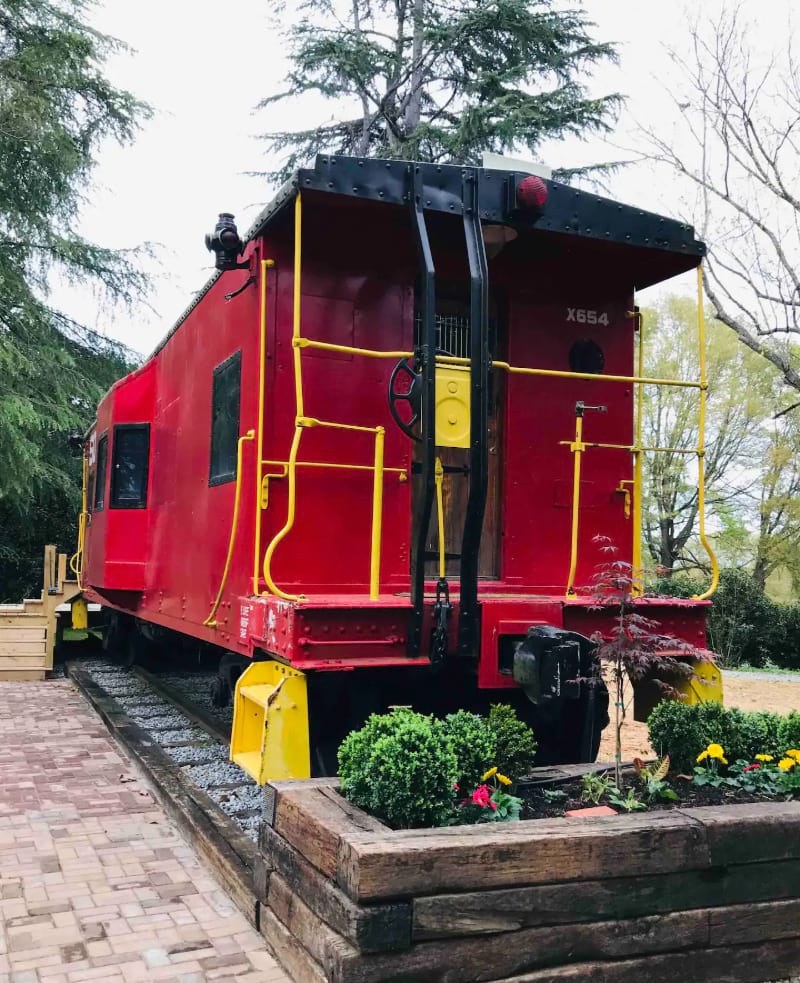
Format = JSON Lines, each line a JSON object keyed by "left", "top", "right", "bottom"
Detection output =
{"left": 230, "top": 661, "right": 311, "bottom": 785}
{"left": 633, "top": 657, "right": 724, "bottom": 723}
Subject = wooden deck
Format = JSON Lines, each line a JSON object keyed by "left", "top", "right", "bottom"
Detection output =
{"left": 0, "top": 546, "right": 81, "bottom": 679}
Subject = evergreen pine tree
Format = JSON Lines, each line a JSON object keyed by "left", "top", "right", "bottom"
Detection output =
{"left": 0, "top": 0, "right": 148, "bottom": 595}
{"left": 258, "top": 0, "right": 620, "bottom": 181}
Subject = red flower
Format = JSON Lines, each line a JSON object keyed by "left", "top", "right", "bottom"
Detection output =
{"left": 743, "top": 763, "right": 761, "bottom": 772}
{"left": 453, "top": 783, "right": 460, "bottom": 791}
{"left": 471, "top": 785, "right": 491, "bottom": 807}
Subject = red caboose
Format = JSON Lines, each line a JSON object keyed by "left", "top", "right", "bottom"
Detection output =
{"left": 76, "top": 155, "right": 720, "bottom": 779}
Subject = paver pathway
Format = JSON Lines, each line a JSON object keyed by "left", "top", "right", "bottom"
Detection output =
{"left": 0, "top": 680, "right": 289, "bottom": 982}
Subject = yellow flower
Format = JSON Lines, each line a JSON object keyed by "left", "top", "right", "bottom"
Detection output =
{"left": 755, "top": 754, "right": 774, "bottom": 762}
{"left": 778, "top": 757, "right": 796, "bottom": 772}
{"left": 481, "top": 766, "right": 498, "bottom": 781}
{"left": 707, "top": 743, "right": 725, "bottom": 759}
{"left": 786, "top": 750, "right": 800, "bottom": 761}
{"left": 496, "top": 773, "right": 512, "bottom": 786}
{"left": 696, "top": 750, "right": 709, "bottom": 763}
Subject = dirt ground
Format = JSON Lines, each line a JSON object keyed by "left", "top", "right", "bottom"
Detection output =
{"left": 597, "top": 673, "right": 800, "bottom": 763}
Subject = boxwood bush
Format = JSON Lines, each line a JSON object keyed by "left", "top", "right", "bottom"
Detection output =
{"left": 338, "top": 708, "right": 459, "bottom": 829}
{"left": 441, "top": 710, "right": 496, "bottom": 790}
{"left": 487, "top": 703, "right": 538, "bottom": 781}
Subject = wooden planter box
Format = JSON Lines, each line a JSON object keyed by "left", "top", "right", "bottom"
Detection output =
{"left": 255, "top": 778, "right": 800, "bottom": 983}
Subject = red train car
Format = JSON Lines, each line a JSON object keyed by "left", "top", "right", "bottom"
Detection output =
{"left": 75, "top": 155, "right": 719, "bottom": 778}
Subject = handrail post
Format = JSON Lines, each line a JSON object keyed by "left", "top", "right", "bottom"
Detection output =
{"left": 566, "top": 412, "right": 585, "bottom": 597}
{"left": 253, "top": 257, "right": 275, "bottom": 596}
{"left": 369, "top": 427, "right": 385, "bottom": 600}
{"left": 632, "top": 307, "right": 644, "bottom": 596}
{"left": 204, "top": 431, "right": 255, "bottom": 626}
{"left": 70, "top": 451, "right": 89, "bottom": 588}
{"left": 263, "top": 194, "right": 305, "bottom": 602}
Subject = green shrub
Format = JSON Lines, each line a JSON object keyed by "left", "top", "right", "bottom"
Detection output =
{"left": 729, "top": 709, "right": 783, "bottom": 760}
{"left": 649, "top": 573, "right": 704, "bottom": 599}
{"left": 441, "top": 710, "right": 496, "bottom": 790}
{"left": 338, "top": 709, "right": 458, "bottom": 828}
{"left": 770, "top": 605, "right": 800, "bottom": 671}
{"left": 487, "top": 704, "right": 538, "bottom": 781}
{"left": 647, "top": 700, "right": 734, "bottom": 773}
{"left": 648, "top": 700, "right": 789, "bottom": 771}
{"left": 707, "top": 569, "right": 772, "bottom": 668}
{"left": 779, "top": 712, "right": 800, "bottom": 754}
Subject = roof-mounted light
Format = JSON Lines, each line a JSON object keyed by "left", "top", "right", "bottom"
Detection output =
{"left": 516, "top": 175, "right": 548, "bottom": 211}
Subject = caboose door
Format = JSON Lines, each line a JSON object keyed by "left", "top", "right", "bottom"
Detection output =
{"left": 419, "top": 293, "right": 503, "bottom": 580}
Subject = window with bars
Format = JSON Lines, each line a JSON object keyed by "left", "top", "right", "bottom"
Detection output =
{"left": 414, "top": 291, "right": 499, "bottom": 359}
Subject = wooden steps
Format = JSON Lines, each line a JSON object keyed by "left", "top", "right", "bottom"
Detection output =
{"left": 0, "top": 546, "right": 81, "bottom": 681}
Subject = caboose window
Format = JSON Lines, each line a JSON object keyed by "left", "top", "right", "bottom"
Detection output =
{"left": 209, "top": 351, "right": 242, "bottom": 486}
{"left": 110, "top": 424, "right": 150, "bottom": 509}
{"left": 94, "top": 433, "right": 108, "bottom": 510}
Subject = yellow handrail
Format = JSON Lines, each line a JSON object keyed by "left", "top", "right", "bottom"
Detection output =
{"left": 565, "top": 414, "right": 586, "bottom": 597}
{"left": 564, "top": 441, "right": 698, "bottom": 455}
{"left": 295, "top": 336, "right": 703, "bottom": 390}
{"left": 262, "top": 458, "right": 406, "bottom": 476}
{"left": 262, "top": 194, "right": 306, "bottom": 602}
{"left": 490, "top": 359, "right": 701, "bottom": 389}
{"left": 295, "top": 338, "right": 413, "bottom": 360}
{"left": 632, "top": 310, "right": 645, "bottom": 594}
{"left": 370, "top": 428, "right": 385, "bottom": 599}
{"left": 434, "top": 456, "right": 446, "bottom": 580}
{"left": 263, "top": 427, "right": 305, "bottom": 600}
{"left": 69, "top": 451, "right": 89, "bottom": 589}
{"left": 693, "top": 264, "right": 720, "bottom": 600}
{"left": 253, "top": 257, "right": 275, "bottom": 595}
{"left": 204, "top": 430, "right": 255, "bottom": 626}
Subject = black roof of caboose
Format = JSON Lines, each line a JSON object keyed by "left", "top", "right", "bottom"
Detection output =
{"left": 157, "top": 155, "right": 705, "bottom": 356}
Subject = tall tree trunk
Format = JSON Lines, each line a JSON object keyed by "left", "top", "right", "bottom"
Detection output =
{"left": 403, "top": 0, "right": 425, "bottom": 140}
{"left": 352, "top": 0, "right": 372, "bottom": 156}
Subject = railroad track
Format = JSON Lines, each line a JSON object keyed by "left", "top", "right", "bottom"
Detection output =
{"left": 69, "top": 658, "right": 262, "bottom": 842}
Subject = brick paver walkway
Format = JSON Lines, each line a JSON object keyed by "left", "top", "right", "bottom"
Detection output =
{"left": 0, "top": 681, "right": 289, "bottom": 982}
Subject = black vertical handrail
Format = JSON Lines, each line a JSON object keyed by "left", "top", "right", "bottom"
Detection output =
{"left": 458, "top": 170, "right": 490, "bottom": 655}
{"left": 409, "top": 164, "right": 437, "bottom": 654}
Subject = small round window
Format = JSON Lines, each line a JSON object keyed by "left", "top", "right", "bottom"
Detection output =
{"left": 569, "top": 339, "right": 605, "bottom": 374}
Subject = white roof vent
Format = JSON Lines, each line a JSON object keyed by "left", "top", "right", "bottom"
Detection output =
{"left": 481, "top": 152, "right": 552, "bottom": 180}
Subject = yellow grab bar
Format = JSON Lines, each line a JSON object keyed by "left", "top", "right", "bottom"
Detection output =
{"left": 434, "top": 456, "right": 446, "bottom": 580}
{"left": 262, "top": 194, "right": 307, "bottom": 601}
{"left": 262, "top": 458, "right": 406, "bottom": 476}
{"left": 253, "top": 257, "right": 275, "bottom": 595}
{"left": 262, "top": 426, "right": 305, "bottom": 601}
{"left": 204, "top": 430, "right": 255, "bottom": 626}
{"left": 295, "top": 338, "right": 414, "bottom": 360}
{"left": 632, "top": 310, "right": 644, "bottom": 594}
{"left": 69, "top": 451, "right": 89, "bottom": 589}
{"left": 565, "top": 414, "right": 586, "bottom": 597}
{"left": 370, "top": 428, "right": 385, "bottom": 599}
{"left": 693, "top": 264, "right": 720, "bottom": 600}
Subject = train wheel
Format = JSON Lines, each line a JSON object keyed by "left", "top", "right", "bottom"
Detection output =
{"left": 211, "top": 653, "right": 250, "bottom": 708}
{"left": 518, "top": 680, "right": 609, "bottom": 765}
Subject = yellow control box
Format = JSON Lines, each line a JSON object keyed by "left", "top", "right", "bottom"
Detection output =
{"left": 435, "top": 363, "right": 471, "bottom": 448}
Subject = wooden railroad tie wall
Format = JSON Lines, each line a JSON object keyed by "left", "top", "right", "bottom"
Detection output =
{"left": 254, "top": 780, "right": 800, "bottom": 983}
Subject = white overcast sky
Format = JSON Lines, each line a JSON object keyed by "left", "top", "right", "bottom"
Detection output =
{"left": 54, "top": 0, "right": 796, "bottom": 356}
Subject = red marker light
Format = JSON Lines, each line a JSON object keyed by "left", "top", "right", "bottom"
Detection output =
{"left": 516, "top": 175, "right": 548, "bottom": 210}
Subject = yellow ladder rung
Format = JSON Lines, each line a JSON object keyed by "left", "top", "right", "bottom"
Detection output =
{"left": 237, "top": 683, "right": 280, "bottom": 708}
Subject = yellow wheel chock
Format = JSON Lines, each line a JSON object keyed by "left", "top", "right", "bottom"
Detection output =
{"left": 71, "top": 597, "right": 89, "bottom": 631}
{"left": 230, "top": 660, "right": 310, "bottom": 785}
{"left": 633, "top": 658, "right": 724, "bottom": 723}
